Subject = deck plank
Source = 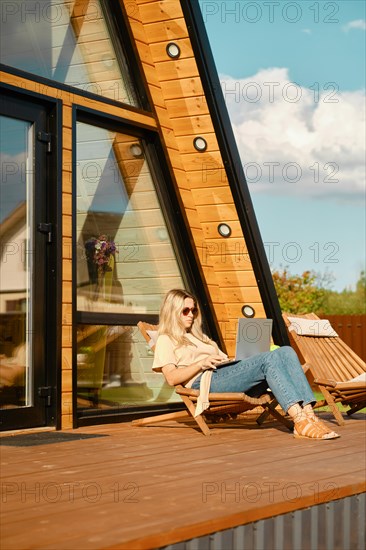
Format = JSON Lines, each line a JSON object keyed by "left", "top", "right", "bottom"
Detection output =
{"left": 1, "top": 412, "right": 365, "bottom": 549}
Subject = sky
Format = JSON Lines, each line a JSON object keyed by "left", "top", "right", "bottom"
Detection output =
{"left": 199, "top": 0, "right": 366, "bottom": 291}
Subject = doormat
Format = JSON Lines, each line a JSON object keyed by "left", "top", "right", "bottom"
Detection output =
{"left": 0, "top": 432, "right": 108, "bottom": 447}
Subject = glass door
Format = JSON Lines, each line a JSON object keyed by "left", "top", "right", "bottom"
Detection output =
{"left": 0, "top": 91, "right": 57, "bottom": 430}
{"left": 0, "top": 116, "right": 33, "bottom": 410}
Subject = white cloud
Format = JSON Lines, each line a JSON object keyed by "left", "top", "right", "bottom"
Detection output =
{"left": 220, "top": 68, "right": 366, "bottom": 201}
{"left": 342, "top": 19, "right": 366, "bottom": 32}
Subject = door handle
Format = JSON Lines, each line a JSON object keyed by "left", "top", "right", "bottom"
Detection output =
{"left": 38, "top": 386, "right": 52, "bottom": 406}
{"left": 37, "top": 222, "right": 53, "bottom": 243}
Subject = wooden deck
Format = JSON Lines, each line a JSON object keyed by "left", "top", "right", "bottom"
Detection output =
{"left": 1, "top": 411, "right": 365, "bottom": 550}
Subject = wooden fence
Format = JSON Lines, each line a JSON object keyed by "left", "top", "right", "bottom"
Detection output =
{"left": 319, "top": 315, "right": 366, "bottom": 361}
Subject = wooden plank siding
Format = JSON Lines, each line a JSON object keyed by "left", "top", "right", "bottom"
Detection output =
{"left": 0, "top": 72, "right": 157, "bottom": 128}
{"left": 123, "top": 0, "right": 267, "bottom": 354}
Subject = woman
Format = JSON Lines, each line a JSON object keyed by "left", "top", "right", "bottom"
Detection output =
{"left": 152, "top": 289, "right": 339, "bottom": 440}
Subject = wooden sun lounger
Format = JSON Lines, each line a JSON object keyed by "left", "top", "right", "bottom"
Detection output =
{"left": 283, "top": 313, "right": 366, "bottom": 425}
{"left": 132, "top": 322, "right": 292, "bottom": 435}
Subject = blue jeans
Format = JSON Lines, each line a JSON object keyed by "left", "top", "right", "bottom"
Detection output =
{"left": 191, "top": 346, "right": 315, "bottom": 413}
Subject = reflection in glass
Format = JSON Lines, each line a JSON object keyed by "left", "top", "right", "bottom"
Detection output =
{"left": 76, "top": 122, "right": 186, "bottom": 410}
{"left": 0, "top": 117, "right": 33, "bottom": 409}
{"left": 76, "top": 122, "right": 184, "bottom": 314}
{"left": 76, "top": 324, "right": 178, "bottom": 409}
{"left": 0, "top": 0, "right": 139, "bottom": 106}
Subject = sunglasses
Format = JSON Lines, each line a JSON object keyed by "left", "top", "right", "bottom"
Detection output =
{"left": 181, "top": 306, "right": 198, "bottom": 317}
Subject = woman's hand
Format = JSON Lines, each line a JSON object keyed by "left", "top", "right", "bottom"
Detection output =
{"left": 162, "top": 355, "right": 224, "bottom": 386}
{"left": 200, "top": 355, "right": 223, "bottom": 371}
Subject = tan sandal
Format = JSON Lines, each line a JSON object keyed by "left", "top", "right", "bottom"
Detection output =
{"left": 294, "top": 418, "right": 339, "bottom": 440}
{"left": 308, "top": 416, "right": 340, "bottom": 438}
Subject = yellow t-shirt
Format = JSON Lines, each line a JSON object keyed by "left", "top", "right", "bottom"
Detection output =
{"left": 152, "top": 333, "right": 227, "bottom": 387}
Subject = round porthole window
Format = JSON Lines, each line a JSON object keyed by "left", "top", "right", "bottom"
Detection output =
{"left": 241, "top": 305, "right": 255, "bottom": 318}
{"left": 166, "top": 42, "right": 181, "bottom": 59}
{"left": 217, "top": 223, "right": 232, "bottom": 238}
{"left": 130, "top": 143, "right": 143, "bottom": 158}
{"left": 193, "top": 136, "right": 207, "bottom": 152}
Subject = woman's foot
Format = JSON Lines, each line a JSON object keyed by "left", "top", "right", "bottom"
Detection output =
{"left": 307, "top": 415, "right": 339, "bottom": 438}
{"left": 294, "top": 418, "right": 340, "bottom": 440}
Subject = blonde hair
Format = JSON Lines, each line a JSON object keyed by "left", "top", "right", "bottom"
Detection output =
{"left": 158, "top": 289, "right": 219, "bottom": 350}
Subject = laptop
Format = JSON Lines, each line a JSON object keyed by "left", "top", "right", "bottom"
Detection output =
{"left": 218, "top": 318, "right": 273, "bottom": 367}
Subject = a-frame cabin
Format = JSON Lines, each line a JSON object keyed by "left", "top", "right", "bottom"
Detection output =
{"left": 0, "top": 0, "right": 288, "bottom": 432}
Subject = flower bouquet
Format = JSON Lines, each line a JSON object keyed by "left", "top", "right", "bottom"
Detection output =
{"left": 85, "top": 235, "right": 117, "bottom": 275}
{"left": 85, "top": 235, "right": 118, "bottom": 299}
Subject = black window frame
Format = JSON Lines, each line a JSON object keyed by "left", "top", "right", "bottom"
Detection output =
{"left": 0, "top": 83, "right": 62, "bottom": 431}
{"left": 72, "top": 104, "right": 221, "bottom": 425}
{"left": 0, "top": 0, "right": 151, "bottom": 113}
{"left": 104, "top": 0, "right": 151, "bottom": 111}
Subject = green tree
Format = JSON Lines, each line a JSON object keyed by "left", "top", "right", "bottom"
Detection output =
{"left": 272, "top": 269, "right": 329, "bottom": 314}
{"left": 272, "top": 269, "right": 366, "bottom": 315}
{"left": 320, "top": 271, "right": 366, "bottom": 315}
